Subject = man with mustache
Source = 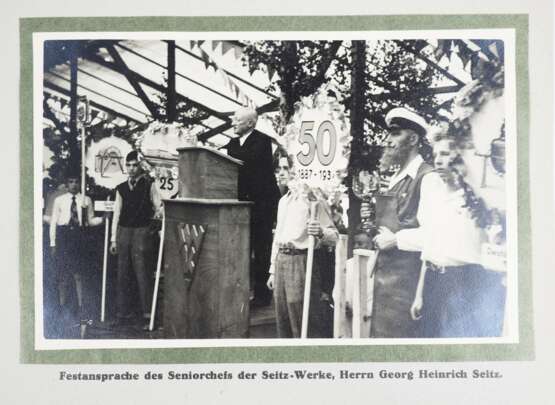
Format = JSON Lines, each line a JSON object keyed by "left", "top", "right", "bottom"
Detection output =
{"left": 361, "top": 107, "right": 442, "bottom": 338}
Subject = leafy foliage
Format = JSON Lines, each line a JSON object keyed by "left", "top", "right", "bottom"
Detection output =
{"left": 244, "top": 40, "right": 441, "bottom": 174}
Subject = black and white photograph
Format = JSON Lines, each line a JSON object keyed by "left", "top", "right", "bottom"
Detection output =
{"left": 35, "top": 32, "right": 517, "bottom": 348}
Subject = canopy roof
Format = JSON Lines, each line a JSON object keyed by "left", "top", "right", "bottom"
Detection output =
{"left": 43, "top": 40, "right": 280, "bottom": 148}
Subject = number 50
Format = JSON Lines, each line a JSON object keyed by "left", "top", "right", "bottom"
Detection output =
{"left": 297, "top": 120, "right": 337, "bottom": 167}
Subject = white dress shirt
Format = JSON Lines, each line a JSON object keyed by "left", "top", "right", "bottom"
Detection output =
{"left": 49, "top": 192, "right": 102, "bottom": 247}
{"left": 237, "top": 129, "right": 254, "bottom": 146}
{"left": 391, "top": 155, "right": 484, "bottom": 266}
{"left": 269, "top": 189, "right": 338, "bottom": 274}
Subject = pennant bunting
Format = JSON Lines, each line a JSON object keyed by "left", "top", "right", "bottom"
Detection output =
{"left": 221, "top": 41, "right": 234, "bottom": 55}
{"left": 233, "top": 44, "right": 243, "bottom": 60}
{"left": 195, "top": 41, "right": 256, "bottom": 107}
{"left": 267, "top": 65, "right": 276, "bottom": 81}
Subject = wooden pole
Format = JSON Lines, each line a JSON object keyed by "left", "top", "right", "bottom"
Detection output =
{"left": 100, "top": 198, "right": 111, "bottom": 323}
{"left": 347, "top": 40, "right": 366, "bottom": 259}
{"left": 68, "top": 42, "right": 79, "bottom": 168}
{"left": 80, "top": 124, "right": 86, "bottom": 203}
{"left": 149, "top": 209, "right": 166, "bottom": 331}
{"left": 301, "top": 201, "right": 318, "bottom": 338}
{"left": 167, "top": 40, "right": 177, "bottom": 122}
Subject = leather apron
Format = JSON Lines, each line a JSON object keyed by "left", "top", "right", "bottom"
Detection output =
{"left": 370, "top": 163, "right": 433, "bottom": 338}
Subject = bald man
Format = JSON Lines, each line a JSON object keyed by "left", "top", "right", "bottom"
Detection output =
{"left": 225, "top": 108, "right": 281, "bottom": 307}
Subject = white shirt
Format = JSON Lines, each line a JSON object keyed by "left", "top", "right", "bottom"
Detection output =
{"left": 237, "top": 129, "right": 254, "bottom": 146}
{"left": 49, "top": 192, "right": 102, "bottom": 247}
{"left": 391, "top": 155, "right": 484, "bottom": 266}
{"left": 269, "top": 189, "right": 338, "bottom": 274}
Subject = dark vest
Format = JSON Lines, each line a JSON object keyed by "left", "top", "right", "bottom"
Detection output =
{"left": 370, "top": 161, "right": 434, "bottom": 338}
{"left": 392, "top": 162, "right": 434, "bottom": 230}
{"left": 116, "top": 177, "right": 154, "bottom": 228}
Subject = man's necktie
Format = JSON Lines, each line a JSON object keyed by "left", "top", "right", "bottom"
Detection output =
{"left": 70, "top": 195, "right": 79, "bottom": 227}
{"left": 130, "top": 179, "right": 136, "bottom": 190}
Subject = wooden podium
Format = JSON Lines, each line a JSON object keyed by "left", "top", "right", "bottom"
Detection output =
{"left": 162, "top": 146, "right": 252, "bottom": 338}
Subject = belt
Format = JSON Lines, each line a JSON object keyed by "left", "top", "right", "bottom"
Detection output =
{"left": 425, "top": 261, "right": 479, "bottom": 274}
{"left": 278, "top": 247, "right": 308, "bottom": 255}
{"left": 58, "top": 224, "right": 81, "bottom": 231}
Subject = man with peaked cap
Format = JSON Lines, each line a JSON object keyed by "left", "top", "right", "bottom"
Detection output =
{"left": 225, "top": 107, "right": 281, "bottom": 307}
{"left": 361, "top": 107, "right": 442, "bottom": 338}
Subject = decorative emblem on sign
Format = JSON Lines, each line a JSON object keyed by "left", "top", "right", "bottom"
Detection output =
{"left": 85, "top": 136, "right": 133, "bottom": 189}
{"left": 177, "top": 223, "right": 206, "bottom": 288}
{"left": 95, "top": 145, "right": 126, "bottom": 177}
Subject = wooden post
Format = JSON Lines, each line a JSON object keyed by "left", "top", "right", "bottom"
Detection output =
{"left": 300, "top": 202, "right": 318, "bottom": 339}
{"left": 333, "top": 235, "right": 349, "bottom": 338}
{"left": 100, "top": 197, "right": 111, "bottom": 323}
{"left": 352, "top": 249, "right": 378, "bottom": 338}
{"left": 347, "top": 40, "right": 366, "bottom": 259}
{"left": 167, "top": 40, "right": 177, "bottom": 122}
{"left": 149, "top": 209, "right": 166, "bottom": 331}
{"left": 68, "top": 41, "right": 79, "bottom": 171}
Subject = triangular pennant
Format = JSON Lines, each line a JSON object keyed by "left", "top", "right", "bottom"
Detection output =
{"left": 458, "top": 44, "right": 472, "bottom": 69}
{"left": 218, "top": 68, "right": 228, "bottom": 85}
{"left": 197, "top": 40, "right": 205, "bottom": 48}
{"left": 434, "top": 40, "right": 447, "bottom": 61}
{"left": 488, "top": 42, "right": 500, "bottom": 58}
{"left": 211, "top": 41, "right": 220, "bottom": 52}
{"left": 268, "top": 65, "right": 276, "bottom": 81}
{"left": 200, "top": 49, "right": 212, "bottom": 70}
{"left": 189, "top": 40, "right": 197, "bottom": 50}
{"left": 233, "top": 44, "right": 243, "bottom": 60}
{"left": 221, "top": 41, "right": 234, "bottom": 55}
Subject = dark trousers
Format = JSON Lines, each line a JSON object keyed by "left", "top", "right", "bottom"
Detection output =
{"left": 273, "top": 251, "right": 328, "bottom": 338}
{"left": 116, "top": 226, "right": 152, "bottom": 318}
{"left": 251, "top": 200, "right": 277, "bottom": 300}
{"left": 55, "top": 226, "right": 86, "bottom": 309}
{"left": 420, "top": 264, "right": 506, "bottom": 337}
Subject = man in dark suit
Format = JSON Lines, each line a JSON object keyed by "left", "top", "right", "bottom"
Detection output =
{"left": 225, "top": 108, "right": 281, "bottom": 307}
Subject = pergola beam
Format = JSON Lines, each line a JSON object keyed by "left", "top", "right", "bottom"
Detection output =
{"left": 396, "top": 41, "right": 466, "bottom": 88}
{"left": 45, "top": 72, "right": 152, "bottom": 119}
{"left": 84, "top": 50, "right": 231, "bottom": 123}
{"left": 197, "top": 98, "right": 281, "bottom": 143}
{"left": 370, "top": 84, "right": 462, "bottom": 100}
{"left": 167, "top": 40, "right": 177, "bottom": 122}
{"left": 172, "top": 42, "right": 279, "bottom": 100}
{"left": 43, "top": 82, "right": 144, "bottom": 125}
{"left": 115, "top": 42, "right": 243, "bottom": 107}
{"left": 106, "top": 44, "right": 163, "bottom": 120}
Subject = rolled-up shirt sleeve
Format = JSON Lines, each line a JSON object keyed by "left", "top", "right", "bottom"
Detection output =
{"left": 110, "top": 190, "right": 122, "bottom": 243}
{"left": 49, "top": 197, "right": 60, "bottom": 247}
{"left": 315, "top": 200, "right": 339, "bottom": 249}
{"left": 150, "top": 182, "right": 163, "bottom": 218}
{"left": 395, "top": 171, "right": 447, "bottom": 252}
{"left": 85, "top": 196, "right": 103, "bottom": 226}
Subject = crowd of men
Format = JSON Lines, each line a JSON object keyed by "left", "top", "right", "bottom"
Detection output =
{"left": 43, "top": 105, "right": 506, "bottom": 339}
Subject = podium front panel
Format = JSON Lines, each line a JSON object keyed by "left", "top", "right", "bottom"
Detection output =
{"left": 162, "top": 199, "right": 251, "bottom": 339}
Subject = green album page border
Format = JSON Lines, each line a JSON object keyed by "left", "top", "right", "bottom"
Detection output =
{"left": 19, "top": 14, "right": 532, "bottom": 363}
